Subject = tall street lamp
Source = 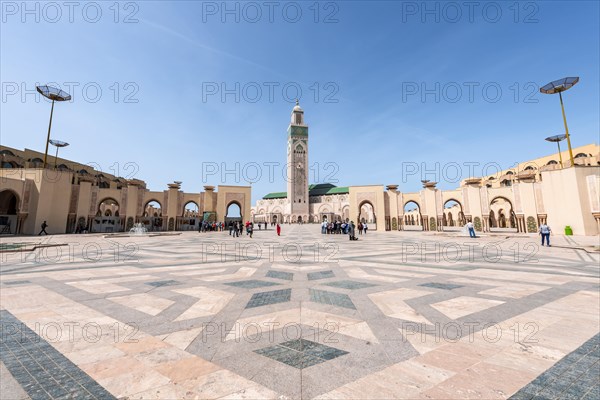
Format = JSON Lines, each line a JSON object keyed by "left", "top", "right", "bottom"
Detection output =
{"left": 539, "top": 77, "right": 579, "bottom": 167}
{"left": 544, "top": 134, "right": 567, "bottom": 168}
{"left": 49, "top": 139, "right": 69, "bottom": 168}
{"left": 36, "top": 85, "right": 71, "bottom": 168}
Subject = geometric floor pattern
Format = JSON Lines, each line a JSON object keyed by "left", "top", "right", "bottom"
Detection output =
{"left": 419, "top": 282, "right": 464, "bottom": 290}
{"left": 225, "top": 279, "right": 281, "bottom": 289}
{"left": 0, "top": 309, "right": 117, "bottom": 400}
{"left": 246, "top": 288, "right": 292, "bottom": 308}
{"left": 266, "top": 270, "right": 294, "bottom": 281}
{"left": 323, "top": 280, "right": 377, "bottom": 290}
{"left": 307, "top": 270, "right": 335, "bottom": 280}
{"left": 309, "top": 288, "right": 356, "bottom": 309}
{"left": 1, "top": 225, "right": 599, "bottom": 399}
{"left": 255, "top": 339, "right": 348, "bottom": 369}
{"left": 508, "top": 333, "right": 599, "bottom": 400}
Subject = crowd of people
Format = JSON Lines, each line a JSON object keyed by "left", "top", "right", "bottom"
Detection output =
{"left": 198, "top": 221, "right": 225, "bottom": 232}
{"left": 321, "top": 220, "right": 368, "bottom": 235}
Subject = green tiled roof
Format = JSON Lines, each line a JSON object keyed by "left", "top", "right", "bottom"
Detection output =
{"left": 325, "top": 186, "right": 349, "bottom": 194}
{"left": 263, "top": 191, "right": 287, "bottom": 199}
{"left": 262, "top": 184, "right": 349, "bottom": 199}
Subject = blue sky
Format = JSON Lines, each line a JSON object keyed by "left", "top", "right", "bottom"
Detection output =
{"left": 1, "top": 1, "right": 599, "bottom": 202}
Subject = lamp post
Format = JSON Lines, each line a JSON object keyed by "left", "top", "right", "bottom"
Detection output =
{"left": 540, "top": 77, "right": 579, "bottom": 167}
{"left": 544, "top": 134, "right": 567, "bottom": 168}
{"left": 36, "top": 86, "right": 71, "bottom": 168}
{"left": 48, "top": 140, "right": 69, "bottom": 168}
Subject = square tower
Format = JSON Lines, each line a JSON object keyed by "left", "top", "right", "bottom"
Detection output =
{"left": 286, "top": 100, "right": 309, "bottom": 220}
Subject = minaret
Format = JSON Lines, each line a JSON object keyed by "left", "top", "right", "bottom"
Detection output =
{"left": 286, "top": 100, "right": 309, "bottom": 221}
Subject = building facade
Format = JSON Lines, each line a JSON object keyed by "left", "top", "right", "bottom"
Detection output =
{"left": 0, "top": 147, "right": 251, "bottom": 235}
{"left": 252, "top": 102, "right": 352, "bottom": 225}
{"left": 2, "top": 106, "right": 598, "bottom": 236}
{"left": 252, "top": 104, "right": 600, "bottom": 235}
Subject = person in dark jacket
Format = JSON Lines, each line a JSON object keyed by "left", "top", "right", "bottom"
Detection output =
{"left": 39, "top": 221, "right": 48, "bottom": 235}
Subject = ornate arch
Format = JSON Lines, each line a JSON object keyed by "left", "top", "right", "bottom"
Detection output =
{"left": 182, "top": 200, "right": 199, "bottom": 217}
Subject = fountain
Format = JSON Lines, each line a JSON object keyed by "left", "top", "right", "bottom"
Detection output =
{"left": 129, "top": 223, "right": 148, "bottom": 235}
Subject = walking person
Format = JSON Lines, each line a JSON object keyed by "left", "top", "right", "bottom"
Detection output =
{"left": 38, "top": 220, "right": 48, "bottom": 235}
{"left": 466, "top": 221, "right": 476, "bottom": 238}
{"left": 249, "top": 222, "right": 254, "bottom": 238}
{"left": 539, "top": 222, "right": 552, "bottom": 247}
{"left": 276, "top": 223, "right": 281, "bottom": 236}
{"left": 363, "top": 223, "right": 368, "bottom": 235}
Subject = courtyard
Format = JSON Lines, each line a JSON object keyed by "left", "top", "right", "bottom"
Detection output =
{"left": 1, "top": 226, "right": 598, "bottom": 399}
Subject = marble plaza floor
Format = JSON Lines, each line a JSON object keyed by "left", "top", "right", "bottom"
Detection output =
{"left": 0, "top": 226, "right": 599, "bottom": 399}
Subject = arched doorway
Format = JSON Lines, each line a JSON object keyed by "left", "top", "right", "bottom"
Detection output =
{"left": 489, "top": 210, "right": 497, "bottom": 228}
{"left": 29, "top": 158, "right": 43, "bottom": 168}
{"left": 297, "top": 216, "right": 303, "bottom": 224}
{"left": 319, "top": 205, "right": 333, "bottom": 224}
{"left": 93, "top": 198, "right": 122, "bottom": 233}
{"left": 358, "top": 201, "right": 376, "bottom": 229}
{"left": 0, "top": 190, "right": 19, "bottom": 234}
{"left": 342, "top": 206, "right": 350, "bottom": 222}
{"left": 442, "top": 199, "right": 465, "bottom": 231}
{"left": 498, "top": 210, "right": 507, "bottom": 227}
{"left": 141, "top": 200, "right": 163, "bottom": 232}
{"left": 225, "top": 201, "right": 242, "bottom": 225}
{"left": 403, "top": 201, "right": 423, "bottom": 231}
{"left": 489, "top": 197, "right": 517, "bottom": 232}
{"left": 179, "top": 201, "right": 199, "bottom": 231}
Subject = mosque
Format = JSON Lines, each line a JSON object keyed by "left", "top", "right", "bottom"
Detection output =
{"left": 1, "top": 103, "right": 599, "bottom": 236}
{"left": 251, "top": 102, "right": 600, "bottom": 235}
{"left": 251, "top": 101, "right": 352, "bottom": 225}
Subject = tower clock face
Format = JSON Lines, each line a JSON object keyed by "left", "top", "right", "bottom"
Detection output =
{"left": 296, "top": 162, "right": 303, "bottom": 169}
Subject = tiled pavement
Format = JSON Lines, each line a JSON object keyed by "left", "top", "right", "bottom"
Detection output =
{"left": 246, "top": 288, "right": 292, "bottom": 308}
{"left": 0, "top": 225, "right": 599, "bottom": 399}
{"left": 309, "top": 289, "right": 356, "bottom": 309}
{"left": 323, "top": 280, "right": 377, "bottom": 290}
{"left": 255, "top": 339, "right": 348, "bottom": 369}
{"left": 307, "top": 270, "right": 335, "bottom": 281}
{"left": 225, "top": 279, "right": 281, "bottom": 289}
{"left": 419, "top": 282, "right": 464, "bottom": 290}
{"left": 265, "top": 270, "right": 294, "bottom": 281}
{"left": 509, "top": 333, "right": 599, "bottom": 400}
{"left": 0, "top": 310, "right": 116, "bottom": 399}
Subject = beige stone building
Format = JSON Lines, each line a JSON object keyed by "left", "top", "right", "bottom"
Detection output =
{"left": 253, "top": 103, "right": 600, "bottom": 235}
{"left": 252, "top": 102, "right": 352, "bottom": 225}
{"left": 3, "top": 105, "right": 598, "bottom": 236}
{"left": 347, "top": 144, "right": 600, "bottom": 235}
{"left": 0, "top": 147, "right": 251, "bottom": 235}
